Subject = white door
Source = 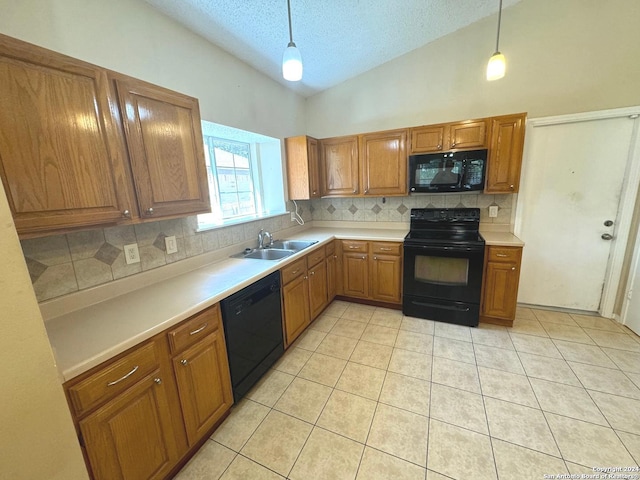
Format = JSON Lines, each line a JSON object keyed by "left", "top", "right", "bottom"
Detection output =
{"left": 623, "top": 241, "right": 640, "bottom": 335}
{"left": 517, "top": 116, "right": 635, "bottom": 312}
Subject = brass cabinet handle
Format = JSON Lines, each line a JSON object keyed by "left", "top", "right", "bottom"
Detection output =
{"left": 380, "top": 247, "right": 392, "bottom": 251}
{"left": 496, "top": 254, "right": 508, "bottom": 257}
{"left": 122, "top": 209, "right": 131, "bottom": 218}
{"left": 145, "top": 207, "right": 154, "bottom": 216}
{"left": 189, "top": 323, "right": 208, "bottom": 335}
{"left": 511, "top": 267, "right": 516, "bottom": 271}
{"left": 510, "top": 185, "right": 514, "bottom": 189}
{"left": 437, "top": 144, "right": 442, "bottom": 150}
{"left": 154, "top": 378, "right": 162, "bottom": 385}
{"left": 107, "top": 365, "right": 139, "bottom": 386}
{"left": 373, "top": 256, "right": 377, "bottom": 260}
{"left": 353, "top": 189, "right": 357, "bottom": 193}
{"left": 310, "top": 271, "right": 315, "bottom": 276}
{"left": 181, "top": 359, "right": 188, "bottom": 366}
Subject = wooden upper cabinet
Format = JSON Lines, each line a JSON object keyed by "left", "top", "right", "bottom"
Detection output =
{"left": 448, "top": 119, "right": 488, "bottom": 150}
{"left": 319, "top": 136, "right": 359, "bottom": 196}
{"left": 409, "top": 125, "right": 446, "bottom": 154}
{"left": 360, "top": 129, "right": 408, "bottom": 196}
{"left": 285, "top": 135, "right": 320, "bottom": 199}
{"left": 113, "top": 76, "right": 211, "bottom": 218}
{"left": 0, "top": 34, "right": 131, "bottom": 235}
{"left": 485, "top": 113, "right": 526, "bottom": 193}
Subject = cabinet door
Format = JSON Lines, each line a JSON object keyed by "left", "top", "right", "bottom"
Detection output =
{"left": 342, "top": 252, "right": 369, "bottom": 298}
{"left": 173, "top": 332, "right": 233, "bottom": 446}
{"left": 370, "top": 254, "right": 402, "bottom": 304}
{"left": 80, "top": 371, "right": 180, "bottom": 480}
{"left": 285, "top": 135, "right": 320, "bottom": 199}
{"left": 0, "top": 35, "right": 131, "bottom": 235}
{"left": 320, "top": 136, "right": 359, "bottom": 196}
{"left": 114, "top": 77, "right": 211, "bottom": 218}
{"left": 482, "top": 260, "right": 521, "bottom": 320}
{"left": 409, "top": 125, "right": 447, "bottom": 153}
{"left": 327, "top": 253, "right": 337, "bottom": 302}
{"left": 360, "top": 130, "right": 408, "bottom": 196}
{"left": 449, "top": 120, "right": 488, "bottom": 150}
{"left": 282, "top": 274, "right": 311, "bottom": 346}
{"left": 485, "top": 113, "right": 526, "bottom": 193}
{"left": 308, "top": 260, "right": 328, "bottom": 319}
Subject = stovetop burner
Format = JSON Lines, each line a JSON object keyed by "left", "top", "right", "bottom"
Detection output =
{"left": 405, "top": 208, "right": 485, "bottom": 247}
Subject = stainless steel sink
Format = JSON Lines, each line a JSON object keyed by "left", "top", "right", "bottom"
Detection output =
{"left": 232, "top": 248, "right": 294, "bottom": 260}
{"left": 269, "top": 240, "right": 318, "bottom": 251}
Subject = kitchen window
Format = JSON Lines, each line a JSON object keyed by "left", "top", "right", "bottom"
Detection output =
{"left": 197, "top": 120, "right": 286, "bottom": 230}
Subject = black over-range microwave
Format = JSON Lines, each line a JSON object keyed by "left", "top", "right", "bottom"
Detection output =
{"left": 408, "top": 149, "right": 487, "bottom": 193}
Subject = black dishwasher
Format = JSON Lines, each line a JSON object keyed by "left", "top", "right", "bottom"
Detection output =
{"left": 220, "top": 271, "right": 284, "bottom": 402}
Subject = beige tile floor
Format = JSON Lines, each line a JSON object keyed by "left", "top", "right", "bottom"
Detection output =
{"left": 175, "top": 301, "right": 640, "bottom": 480}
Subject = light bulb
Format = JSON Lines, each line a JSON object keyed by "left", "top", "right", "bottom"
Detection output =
{"left": 282, "top": 43, "right": 303, "bottom": 81}
{"left": 486, "top": 52, "right": 506, "bottom": 81}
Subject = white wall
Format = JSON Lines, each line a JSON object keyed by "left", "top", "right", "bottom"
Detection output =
{"left": 306, "top": 0, "right": 640, "bottom": 137}
{"left": 0, "top": 181, "right": 88, "bottom": 479}
{"left": 0, "top": 0, "right": 308, "bottom": 477}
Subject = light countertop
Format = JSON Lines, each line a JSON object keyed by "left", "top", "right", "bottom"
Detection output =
{"left": 45, "top": 225, "right": 522, "bottom": 382}
{"left": 45, "top": 227, "right": 407, "bottom": 382}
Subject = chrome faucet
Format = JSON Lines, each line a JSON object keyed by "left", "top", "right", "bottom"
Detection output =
{"left": 257, "top": 229, "right": 273, "bottom": 249}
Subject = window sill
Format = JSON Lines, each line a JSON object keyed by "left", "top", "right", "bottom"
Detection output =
{"left": 196, "top": 211, "right": 288, "bottom": 233}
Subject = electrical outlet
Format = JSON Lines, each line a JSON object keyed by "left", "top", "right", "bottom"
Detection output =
{"left": 165, "top": 235, "right": 178, "bottom": 254}
{"left": 489, "top": 205, "right": 499, "bottom": 218}
{"left": 290, "top": 212, "right": 296, "bottom": 221}
{"left": 124, "top": 243, "right": 140, "bottom": 264}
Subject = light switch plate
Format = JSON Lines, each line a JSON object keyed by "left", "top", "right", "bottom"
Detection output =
{"left": 489, "top": 205, "right": 499, "bottom": 218}
{"left": 124, "top": 243, "right": 140, "bottom": 264}
{"left": 165, "top": 235, "right": 178, "bottom": 254}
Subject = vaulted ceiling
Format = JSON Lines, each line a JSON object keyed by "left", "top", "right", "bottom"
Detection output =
{"left": 144, "top": 0, "right": 523, "bottom": 97}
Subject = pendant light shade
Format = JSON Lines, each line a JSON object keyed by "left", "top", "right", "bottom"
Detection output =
{"left": 487, "top": 52, "right": 506, "bottom": 81}
{"left": 283, "top": 42, "right": 303, "bottom": 81}
{"left": 283, "top": 0, "right": 303, "bottom": 81}
{"left": 486, "top": 0, "right": 506, "bottom": 81}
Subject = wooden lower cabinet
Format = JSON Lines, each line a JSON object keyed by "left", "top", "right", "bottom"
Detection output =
{"left": 342, "top": 252, "right": 369, "bottom": 298}
{"left": 308, "top": 260, "right": 328, "bottom": 319}
{"left": 327, "top": 249, "right": 338, "bottom": 302}
{"left": 79, "top": 370, "right": 180, "bottom": 480}
{"left": 339, "top": 240, "right": 402, "bottom": 305}
{"left": 282, "top": 273, "right": 311, "bottom": 346}
{"left": 481, "top": 246, "right": 523, "bottom": 326}
{"left": 66, "top": 304, "right": 233, "bottom": 480}
{"left": 370, "top": 254, "right": 402, "bottom": 304}
{"left": 172, "top": 332, "right": 233, "bottom": 446}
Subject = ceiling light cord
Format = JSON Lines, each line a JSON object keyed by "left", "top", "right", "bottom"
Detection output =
{"left": 282, "top": 0, "right": 303, "bottom": 81}
{"left": 486, "top": 0, "right": 506, "bottom": 81}
{"left": 287, "top": 0, "right": 294, "bottom": 45}
{"left": 494, "top": 0, "right": 502, "bottom": 54}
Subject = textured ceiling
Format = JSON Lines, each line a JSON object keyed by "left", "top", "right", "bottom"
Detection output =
{"left": 144, "top": 0, "right": 523, "bottom": 97}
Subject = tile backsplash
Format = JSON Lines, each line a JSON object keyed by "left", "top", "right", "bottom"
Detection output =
{"left": 21, "top": 194, "right": 512, "bottom": 303}
{"left": 310, "top": 193, "right": 514, "bottom": 225}
{"left": 21, "top": 201, "right": 312, "bottom": 302}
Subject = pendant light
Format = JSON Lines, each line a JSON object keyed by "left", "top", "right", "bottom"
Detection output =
{"left": 486, "top": 0, "right": 506, "bottom": 81}
{"left": 282, "top": 0, "right": 303, "bottom": 81}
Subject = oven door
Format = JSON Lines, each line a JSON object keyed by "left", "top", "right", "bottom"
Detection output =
{"left": 402, "top": 243, "right": 485, "bottom": 326}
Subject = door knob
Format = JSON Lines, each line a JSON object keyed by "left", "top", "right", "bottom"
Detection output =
{"left": 604, "top": 220, "right": 614, "bottom": 227}
{"left": 601, "top": 233, "right": 613, "bottom": 240}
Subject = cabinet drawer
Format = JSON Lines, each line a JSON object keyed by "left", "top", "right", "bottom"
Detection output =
{"left": 371, "top": 242, "right": 401, "bottom": 255}
{"left": 487, "top": 246, "right": 522, "bottom": 263}
{"left": 342, "top": 240, "right": 368, "bottom": 253}
{"left": 282, "top": 258, "right": 307, "bottom": 285}
{"left": 307, "top": 246, "right": 326, "bottom": 267}
{"left": 168, "top": 305, "right": 221, "bottom": 354}
{"left": 67, "top": 341, "right": 160, "bottom": 417}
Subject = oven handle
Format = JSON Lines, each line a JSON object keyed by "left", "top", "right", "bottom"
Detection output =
{"left": 410, "top": 300, "right": 471, "bottom": 312}
{"left": 404, "top": 244, "right": 484, "bottom": 253}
